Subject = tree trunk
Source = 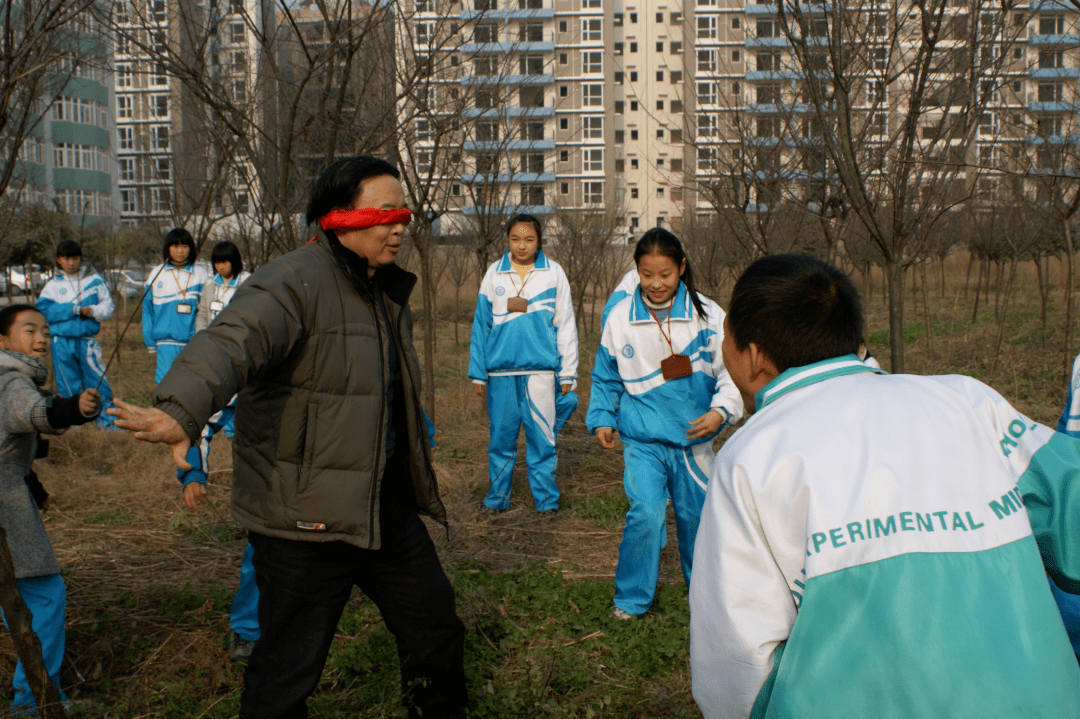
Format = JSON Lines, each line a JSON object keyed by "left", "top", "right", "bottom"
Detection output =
{"left": 418, "top": 237, "right": 437, "bottom": 422}
{"left": 1035, "top": 253, "right": 1048, "bottom": 334}
{"left": 0, "top": 526, "right": 67, "bottom": 718}
{"left": 964, "top": 251, "right": 974, "bottom": 297}
{"left": 972, "top": 258, "right": 984, "bottom": 323}
{"left": 939, "top": 255, "right": 946, "bottom": 298}
{"left": 990, "top": 258, "right": 1018, "bottom": 375}
{"left": 1065, "top": 221, "right": 1076, "bottom": 384}
{"left": 886, "top": 260, "right": 906, "bottom": 374}
{"left": 920, "top": 261, "right": 933, "bottom": 360}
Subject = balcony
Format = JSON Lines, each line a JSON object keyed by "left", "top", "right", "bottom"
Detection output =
{"left": 461, "top": 73, "right": 554, "bottom": 85}
{"left": 461, "top": 204, "right": 554, "bottom": 215}
{"left": 460, "top": 41, "right": 555, "bottom": 53}
{"left": 745, "top": 36, "right": 791, "bottom": 47}
{"left": 459, "top": 8, "right": 554, "bottom": 20}
{"left": 1028, "top": 34, "right": 1080, "bottom": 46}
{"left": 463, "top": 139, "right": 556, "bottom": 150}
{"left": 745, "top": 70, "right": 803, "bottom": 81}
{"left": 459, "top": 172, "right": 556, "bottom": 183}
{"left": 462, "top": 106, "right": 555, "bottom": 118}
{"left": 1028, "top": 100, "right": 1080, "bottom": 112}
{"left": 1029, "top": 67, "right": 1080, "bottom": 78}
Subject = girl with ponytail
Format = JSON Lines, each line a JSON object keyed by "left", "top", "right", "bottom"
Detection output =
{"left": 585, "top": 227, "right": 744, "bottom": 619}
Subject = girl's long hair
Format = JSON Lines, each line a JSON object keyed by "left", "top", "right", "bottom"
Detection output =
{"left": 634, "top": 228, "right": 707, "bottom": 319}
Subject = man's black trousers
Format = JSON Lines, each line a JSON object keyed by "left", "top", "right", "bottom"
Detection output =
{"left": 239, "top": 514, "right": 467, "bottom": 718}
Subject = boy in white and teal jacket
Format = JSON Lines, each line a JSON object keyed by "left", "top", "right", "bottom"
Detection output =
{"left": 690, "top": 254, "right": 1080, "bottom": 718}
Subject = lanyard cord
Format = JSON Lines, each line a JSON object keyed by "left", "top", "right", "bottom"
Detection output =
{"left": 645, "top": 296, "right": 676, "bottom": 355}
{"left": 169, "top": 267, "right": 192, "bottom": 299}
{"left": 508, "top": 265, "right": 534, "bottom": 298}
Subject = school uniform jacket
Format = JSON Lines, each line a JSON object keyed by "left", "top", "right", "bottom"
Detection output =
{"left": 586, "top": 283, "right": 743, "bottom": 447}
{"left": 690, "top": 355, "right": 1080, "bottom": 718}
{"left": 1060, "top": 353, "right": 1080, "bottom": 436}
{"left": 142, "top": 262, "right": 209, "bottom": 347}
{"left": 468, "top": 250, "right": 578, "bottom": 385}
{"left": 36, "top": 266, "right": 114, "bottom": 338}
{"left": 196, "top": 270, "right": 252, "bottom": 332}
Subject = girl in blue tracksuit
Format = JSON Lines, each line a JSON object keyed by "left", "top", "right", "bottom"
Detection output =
{"left": 35, "top": 241, "right": 116, "bottom": 428}
{"left": 586, "top": 228, "right": 743, "bottom": 619}
{"left": 175, "top": 240, "right": 258, "bottom": 661}
{"left": 469, "top": 214, "right": 578, "bottom": 514}
{"left": 143, "top": 228, "right": 208, "bottom": 384}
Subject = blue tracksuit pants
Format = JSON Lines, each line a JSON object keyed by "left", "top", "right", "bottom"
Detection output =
{"left": 2, "top": 573, "right": 67, "bottom": 711}
{"left": 614, "top": 438, "right": 715, "bottom": 616}
{"left": 51, "top": 336, "right": 116, "bottom": 428}
{"left": 153, "top": 342, "right": 185, "bottom": 384}
{"left": 177, "top": 405, "right": 259, "bottom": 639}
{"left": 485, "top": 374, "right": 560, "bottom": 512}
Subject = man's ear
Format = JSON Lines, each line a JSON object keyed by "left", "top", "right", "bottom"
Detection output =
{"left": 748, "top": 342, "right": 780, "bottom": 385}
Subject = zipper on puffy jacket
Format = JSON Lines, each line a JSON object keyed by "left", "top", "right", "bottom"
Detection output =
{"left": 368, "top": 288, "right": 386, "bottom": 549}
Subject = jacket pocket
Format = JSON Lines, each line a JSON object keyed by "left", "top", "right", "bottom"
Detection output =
{"left": 297, "top": 401, "right": 317, "bottom": 495}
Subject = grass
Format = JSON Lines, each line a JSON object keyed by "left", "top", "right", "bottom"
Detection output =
{"left": 3, "top": 248, "right": 1078, "bottom": 716}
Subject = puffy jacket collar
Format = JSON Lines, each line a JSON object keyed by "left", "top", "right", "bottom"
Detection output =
{"left": 317, "top": 226, "right": 417, "bottom": 306}
{"left": 0, "top": 349, "right": 48, "bottom": 387}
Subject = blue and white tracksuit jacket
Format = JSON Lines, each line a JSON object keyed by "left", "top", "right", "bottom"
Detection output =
{"left": 601, "top": 269, "right": 639, "bottom": 328}
{"left": 143, "top": 263, "right": 208, "bottom": 383}
{"left": 179, "top": 269, "right": 258, "bottom": 641}
{"left": 1051, "top": 352, "right": 1080, "bottom": 660}
{"left": 691, "top": 356, "right": 1080, "bottom": 718}
{"left": 586, "top": 283, "right": 743, "bottom": 615}
{"left": 36, "top": 268, "right": 116, "bottom": 426}
{"left": 468, "top": 250, "right": 578, "bottom": 512}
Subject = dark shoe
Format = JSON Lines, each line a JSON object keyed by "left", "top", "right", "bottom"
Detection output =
{"left": 229, "top": 632, "right": 257, "bottom": 662}
{"left": 538, "top": 508, "right": 559, "bottom": 517}
{"left": 481, "top": 505, "right": 508, "bottom": 515}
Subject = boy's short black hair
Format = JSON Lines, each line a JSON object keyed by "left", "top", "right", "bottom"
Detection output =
{"left": 210, "top": 241, "right": 244, "bottom": 277}
{"left": 162, "top": 228, "right": 197, "bottom": 263}
{"left": 727, "top": 254, "right": 864, "bottom": 373}
{"left": 0, "top": 304, "right": 41, "bottom": 337}
{"left": 55, "top": 240, "right": 82, "bottom": 259}
{"left": 305, "top": 156, "right": 400, "bottom": 226}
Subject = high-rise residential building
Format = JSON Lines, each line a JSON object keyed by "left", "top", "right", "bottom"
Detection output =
{"left": 8, "top": 9, "right": 119, "bottom": 230}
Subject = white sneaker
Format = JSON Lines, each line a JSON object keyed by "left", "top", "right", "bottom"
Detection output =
{"left": 612, "top": 607, "right": 635, "bottom": 620}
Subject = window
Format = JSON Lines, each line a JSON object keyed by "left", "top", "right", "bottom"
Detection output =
{"left": 657, "top": 128, "right": 665, "bottom": 138}
{"left": 697, "top": 50, "right": 717, "bottom": 73}
{"left": 697, "top": 16, "right": 717, "bottom": 38}
{"left": 583, "top": 115, "right": 603, "bottom": 138}
{"left": 229, "top": 22, "right": 244, "bottom": 44}
{"left": 1040, "top": 14, "right": 1065, "bottom": 35}
{"left": 671, "top": 129, "right": 683, "bottom": 143}
{"left": 756, "top": 19, "right": 774, "bottom": 37}
{"left": 732, "top": 16, "right": 741, "bottom": 29}
{"left": 872, "top": 47, "right": 887, "bottom": 71}
{"left": 519, "top": 21, "right": 543, "bottom": 41}
{"left": 630, "top": 12, "right": 637, "bottom": 22}
{"left": 758, "top": 83, "right": 780, "bottom": 103}
{"left": 657, "top": 70, "right": 665, "bottom": 81}
{"left": 757, "top": 51, "right": 780, "bottom": 71}
{"left": 656, "top": 41, "right": 664, "bottom": 52}
{"left": 615, "top": 130, "right": 624, "bottom": 143}
{"left": 559, "top": 52, "right": 568, "bottom": 64}
{"left": 630, "top": 71, "right": 638, "bottom": 81}
{"left": 520, "top": 86, "right": 544, "bottom": 107}
{"left": 117, "top": 95, "right": 132, "bottom": 118}
{"left": 519, "top": 0, "right": 542, "bottom": 7}
{"left": 757, "top": 116, "right": 781, "bottom": 137}
{"left": 151, "top": 125, "right": 170, "bottom": 149}
{"left": 116, "top": 63, "right": 132, "bottom": 87}
{"left": 231, "top": 79, "right": 245, "bottom": 102}
{"left": 615, "top": 71, "right": 624, "bottom": 83}
{"left": 697, "top": 81, "right": 717, "bottom": 104}
{"left": 520, "top": 55, "right": 544, "bottom": 75}
{"left": 978, "top": 144, "right": 999, "bottom": 169}
{"left": 153, "top": 62, "right": 168, "bottom": 85}
{"left": 671, "top": 158, "right": 683, "bottom": 172}
{"left": 631, "top": 187, "right": 639, "bottom": 198}
{"left": 152, "top": 0, "right": 166, "bottom": 22}
{"left": 119, "top": 157, "right": 134, "bottom": 181}
{"left": 560, "top": 117, "right": 569, "bottom": 129}
{"left": 671, "top": 42, "right": 683, "bottom": 53}
{"left": 558, "top": 20, "right": 567, "bottom": 32}
{"left": 1039, "top": 82, "right": 1064, "bottom": 102}
{"left": 867, "top": 79, "right": 885, "bottom": 104}
{"left": 732, "top": 49, "right": 741, "bottom": 62}
{"left": 416, "top": 119, "right": 431, "bottom": 142}
{"left": 560, "top": 149, "right": 569, "bottom": 161}
{"left": 583, "top": 148, "right": 603, "bottom": 171}
{"left": 582, "top": 19, "right": 601, "bottom": 41}
{"left": 560, "top": 182, "right": 569, "bottom": 194}
{"left": 151, "top": 187, "right": 171, "bottom": 213}
{"left": 1014, "top": 48, "right": 1023, "bottom": 59}
{"left": 631, "top": 129, "right": 639, "bottom": 140}
{"left": 630, "top": 42, "right": 638, "bottom": 52}
{"left": 1038, "top": 114, "right": 1063, "bottom": 136}
{"left": 671, "top": 187, "right": 683, "bottom": 202}
{"left": 113, "top": 1, "right": 129, "bottom": 24}
{"left": 631, "top": 158, "right": 639, "bottom": 168}
{"left": 631, "top": 100, "right": 638, "bottom": 111}
{"left": 582, "top": 51, "right": 603, "bottom": 74}
{"left": 522, "top": 121, "right": 544, "bottom": 140}
{"left": 474, "top": 56, "right": 498, "bottom": 75}
{"left": 870, "top": 112, "right": 886, "bottom": 135}
{"left": 583, "top": 181, "right": 603, "bottom": 205}
{"left": 151, "top": 94, "right": 169, "bottom": 117}
{"left": 560, "top": 85, "right": 568, "bottom": 97}
{"left": 416, "top": 21, "right": 436, "bottom": 43}
{"left": 451, "top": 183, "right": 461, "bottom": 196}
{"left": 615, "top": 42, "right": 624, "bottom": 54}
{"left": 153, "top": 30, "right": 167, "bottom": 53}
{"left": 615, "top": 100, "right": 624, "bottom": 113}
{"left": 521, "top": 152, "right": 544, "bottom": 173}
{"left": 630, "top": 217, "right": 639, "bottom": 228}
{"left": 656, "top": 12, "right": 663, "bottom": 22}
{"left": 616, "top": 159, "right": 625, "bottom": 173}
{"left": 1014, "top": 80, "right": 1023, "bottom": 94}
{"left": 154, "top": 157, "right": 171, "bottom": 180}
{"left": 477, "top": 119, "right": 500, "bottom": 141}
{"left": 671, "top": 99, "right": 683, "bottom": 113}
{"left": 582, "top": 0, "right": 600, "bottom": 6}
{"left": 118, "top": 127, "right": 134, "bottom": 149}
{"left": 473, "top": 22, "right": 498, "bottom": 43}
{"left": 1039, "top": 50, "right": 1064, "bottom": 69}
{"left": 521, "top": 184, "right": 545, "bottom": 205}
{"left": 656, "top": 99, "right": 664, "bottom": 110}
{"left": 615, "top": 13, "right": 623, "bottom": 26}
{"left": 115, "top": 32, "right": 131, "bottom": 55}
{"left": 697, "top": 147, "right": 716, "bottom": 170}
{"left": 671, "top": 12, "right": 682, "bottom": 23}
{"left": 583, "top": 83, "right": 602, "bottom": 106}
{"left": 120, "top": 190, "right": 136, "bottom": 213}
{"left": 733, "top": 81, "right": 741, "bottom": 98}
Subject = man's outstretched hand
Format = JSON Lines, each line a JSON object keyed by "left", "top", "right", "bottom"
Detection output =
{"left": 108, "top": 398, "right": 193, "bottom": 470}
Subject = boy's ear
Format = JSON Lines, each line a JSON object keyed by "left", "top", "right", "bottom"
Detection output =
{"left": 748, "top": 342, "right": 780, "bottom": 385}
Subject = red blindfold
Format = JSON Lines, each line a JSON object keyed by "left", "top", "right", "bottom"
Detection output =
{"left": 319, "top": 208, "right": 412, "bottom": 232}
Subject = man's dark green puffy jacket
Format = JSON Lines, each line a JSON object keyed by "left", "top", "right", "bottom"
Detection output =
{"left": 153, "top": 229, "right": 446, "bottom": 549}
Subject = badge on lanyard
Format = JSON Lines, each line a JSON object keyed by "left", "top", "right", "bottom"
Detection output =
{"left": 506, "top": 296, "right": 528, "bottom": 313}
{"left": 176, "top": 303, "right": 192, "bottom": 315}
{"left": 648, "top": 298, "right": 691, "bottom": 381}
{"left": 209, "top": 301, "right": 224, "bottom": 312}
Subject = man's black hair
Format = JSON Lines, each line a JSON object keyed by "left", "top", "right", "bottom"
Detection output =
{"left": 305, "top": 156, "right": 400, "bottom": 225}
{"left": 162, "top": 228, "right": 197, "bottom": 263}
{"left": 0, "top": 304, "right": 41, "bottom": 337}
{"left": 506, "top": 213, "right": 543, "bottom": 250}
{"left": 635, "top": 227, "right": 707, "bottom": 319}
{"left": 55, "top": 240, "right": 82, "bottom": 259}
{"left": 210, "top": 240, "right": 244, "bottom": 277}
{"left": 727, "top": 254, "right": 864, "bottom": 373}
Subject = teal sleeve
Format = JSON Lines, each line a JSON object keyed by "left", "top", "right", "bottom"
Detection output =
{"left": 1020, "top": 433, "right": 1080, "bottom": 593}
{"left": 467, "top": 294, "right": 492, "bottom": 382}
{"left": 142, "top": 285, "right": 156, "bottom": 347}
{"left": 585, "top": 343, "right": 622, "bottom": 433}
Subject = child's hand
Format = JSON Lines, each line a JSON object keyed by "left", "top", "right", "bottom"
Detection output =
{"left": 79, "top": 389, "right": 101, "bottom": 417}
{"left": 686, "top": 409, "right": 725, "bottom": 440}
{"left": 595, "top": 427, "right": 617, "bottom": 449}
{"left": 473, "top": 383, "right": 486, "bottom": 399}
{"left": 79, "top": 306, "right": 93, "bottom": 318}
{"left": 183, "top": 482, "right": 208, "bottom": 512}
{"left": 561, "top": 384, "right": 572, "bottom": 396}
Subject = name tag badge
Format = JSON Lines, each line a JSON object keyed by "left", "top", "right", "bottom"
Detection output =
{"left": 506, "top": 296, "right": 528, "bottom": 313}
{"left": 661, "top": 353, "right": 692, "bottom": 380}
{"left": 176, "top": 303, "right": 192, "bottom": 315}
{"left": 209, "top": 301, "right": 224, "bottom": 312}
